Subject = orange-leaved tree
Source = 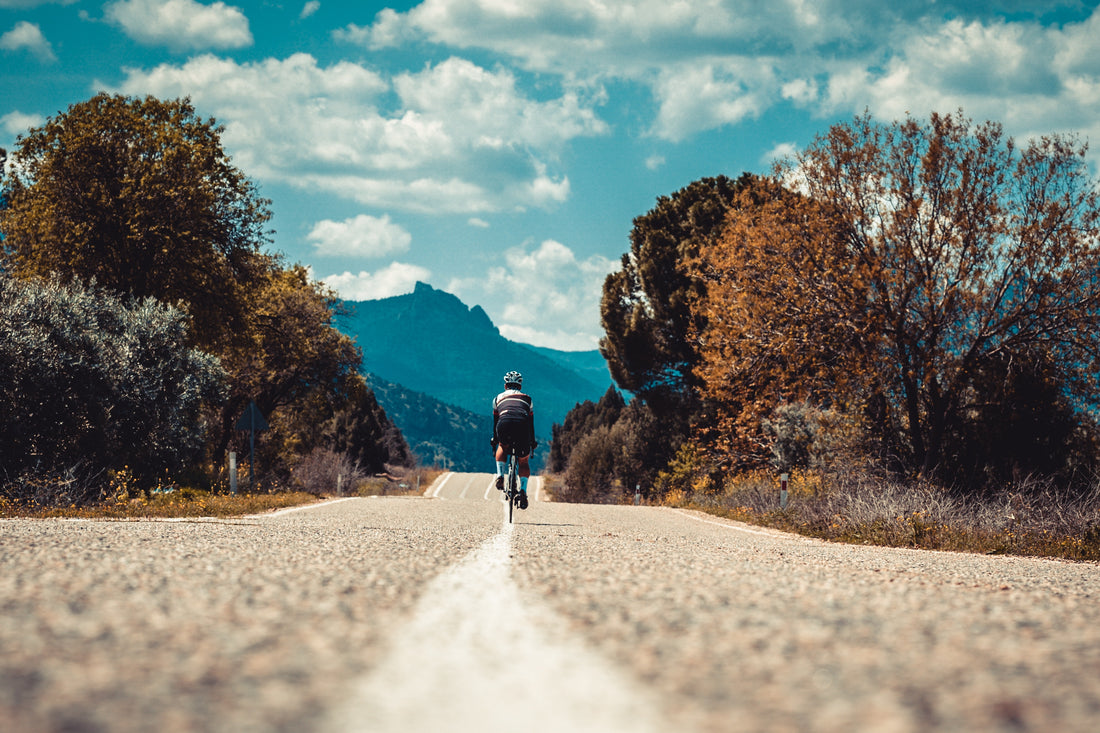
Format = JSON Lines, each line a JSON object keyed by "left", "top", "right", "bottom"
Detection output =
{"left": 690, "top": 178, "right": 875, "bottom": 468}
{"left": 693, "top": 111, "right": 1100, "bottom": 482}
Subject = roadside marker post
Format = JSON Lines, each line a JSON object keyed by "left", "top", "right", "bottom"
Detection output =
{"left": 780, "top": 473, "right": 789, "bottom": 509}
{"left": 634, "top": 484, "right": 641, "bottom": 505}
{"left": 229, "top": 452, "right": 238, "bottom": 495}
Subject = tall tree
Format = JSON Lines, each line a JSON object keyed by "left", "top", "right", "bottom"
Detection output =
{"left": 695, "top": 111, "right": 1100, "bottom": 480}
{"left": 0, "top": 93, "right": 272, "bottom": 350}
{"left": 600, "top": 174, "right": 754, "bottom": 415}
{"left": 217, "top": 264, "right": 362, "bottom": 466}
{"left": 691, "top": 179, "right": 871, "bottom": 466}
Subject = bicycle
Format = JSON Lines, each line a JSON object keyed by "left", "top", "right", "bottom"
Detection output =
{"left": 502, "top": 445, "right": 521, "bottom": 524}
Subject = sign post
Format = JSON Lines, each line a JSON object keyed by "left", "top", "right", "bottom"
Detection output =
{"left": 234, "top": 401, "right": 269, "bottom": 490}
{"left": 780, "top": 472, "right": 789, "bottom": 509}
{"left": 229, "top": 452, "right": 238, "bottom": 495}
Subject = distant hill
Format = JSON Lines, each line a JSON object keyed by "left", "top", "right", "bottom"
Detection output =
{"left": 336, "top": 282, "right": 615, "bottom": 468}
{"left": 365, "top": 375, "right": 492, "bottom": 472}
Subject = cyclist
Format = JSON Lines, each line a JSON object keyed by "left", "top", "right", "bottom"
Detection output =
{"left": 491, "top": 370, "right": 536, "bottom": 509}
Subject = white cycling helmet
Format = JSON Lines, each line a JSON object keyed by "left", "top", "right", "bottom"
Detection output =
{"left": 503, "top": 370, "right": 523, "bottom": 388}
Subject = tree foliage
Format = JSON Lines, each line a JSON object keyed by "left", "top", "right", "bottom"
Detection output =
{"left": 215, "top": 265, "right": 368, "bottom": 472}
{"left": 0, "top": 274, "right": 224, "bottom": 500}
{"left": 600, "top": 174, "right": 754, "bottom": 414}
{"left": 548, "top": 387, "right": 625, "bottom": 472}
{"left": 549, "top": 389, "right": 666, "bottom": 503}
{"left": 0, "top": 94, "right": 407, "bottom": 492}
{"left": 693, "top": 111, "right": 1100, "bottom": 484}
{"left": 0, "top": 93, "right": 272, "bottom": 350}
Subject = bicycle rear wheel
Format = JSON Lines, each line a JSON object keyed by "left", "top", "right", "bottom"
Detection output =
{"left": 507, "top": 454, "right": 517, "bottom": 524}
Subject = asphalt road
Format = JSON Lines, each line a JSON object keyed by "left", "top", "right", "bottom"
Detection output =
{"left": 3, "top": 472, "right": 1099, "bottom": 732}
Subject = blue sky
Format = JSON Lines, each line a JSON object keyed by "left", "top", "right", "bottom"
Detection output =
{"left": 3, "top": 1, "right": 1100, "bottom": 350}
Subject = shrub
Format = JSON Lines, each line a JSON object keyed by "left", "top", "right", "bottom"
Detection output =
{"left": 0, "top": 274, "right": 224, "bottom": 502}
{"left": 291, "top": 448, "right": 366, "bottom": 496}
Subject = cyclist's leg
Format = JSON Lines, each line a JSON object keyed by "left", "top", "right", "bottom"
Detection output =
{"left": 494, "top": 443, "right": 506, "bottom": 490}
{"left": 517, "top": 455, "right": 531, "bottom": 508}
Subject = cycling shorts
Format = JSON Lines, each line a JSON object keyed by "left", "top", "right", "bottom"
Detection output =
{"left": 496, "top": 417, "right": 532, "bottom": 458}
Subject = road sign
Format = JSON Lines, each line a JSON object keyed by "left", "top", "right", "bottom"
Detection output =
{"left": 234, "top": 401, "right": 269, "bottom": 489}
{"left": 235, "top": 401, "right": 269, "bottom": 432}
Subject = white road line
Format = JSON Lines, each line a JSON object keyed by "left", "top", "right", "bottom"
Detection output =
{"left": 672, "top": 508, "right": 817, "bottom": 542}
{"left": 458, "top": 479, "right": 471, "bottom": 500}
{"left": 328, "top": 527, "right": 667, "bottom": 733}
{"left": 429, "top": 472, "right": 455, "bottom": 498}
{"left": 483, "top": 479, "right": 496, "bottom": 501}
{"left": 256, "top": 497, "right": 357, "bottom": 518}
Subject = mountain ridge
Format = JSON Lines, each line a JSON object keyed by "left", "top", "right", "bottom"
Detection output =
{"left": 335, "top": 282, "right": 614, "bottom": 468}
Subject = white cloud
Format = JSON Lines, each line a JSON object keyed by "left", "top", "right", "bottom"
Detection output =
{"left": 818, "top": 12, "right": 1100, "bottom": 145}
{"left": 645, "top": 155, "right": 665, "bottom": 171}
{"left": 762, "top": 142, "right": 797, "bottom": 166}
{"left": 468, "top": 217, "right": 490, "bottom": 228}
{"left": 321, "top": 262, "right": 432, "bottom": 300}
{"left": 0, "top": 110, "right": 44, "bottom": 136}
{"left": 300, "top": 1, "right": 319, "bottom": 20}
{"left": 105, "top": 0, "right": 252, "bottom": 52}
{"left": 651, "top": 59, "right": 776, "bottom": 141}
{"left": 0, "top": 21, "right": 56, "bottom": 63}
{"left": 117, "top": 54, "right": 604, "bottom": 214}
{"left": 449, "top": 239, "right": 616, "bottom": 350}
{"left": 307, "top": 214, "right": 412, "bottom": 258}
{"left": 347, "top": 0, "right": 1100, "bottom": 151}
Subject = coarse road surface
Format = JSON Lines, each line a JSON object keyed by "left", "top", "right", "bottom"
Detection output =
{"left": 2, "top": 471, "right": 1099, "bottom": 732}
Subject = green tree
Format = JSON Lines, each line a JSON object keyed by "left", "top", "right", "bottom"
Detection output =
{"left": 600, "top": 174, "right": 753, "bottom": 415}
{"left": 0, "top": 93, "right": 271, "bottom": 350}
{"left": 322, "top": 374, "right": 412, "bottom": 472}
{"left": 548, "top": 387, "right": 625, "bottom": 472}
{"left": 217, "top": 265, "right": 363, "bottom": 474}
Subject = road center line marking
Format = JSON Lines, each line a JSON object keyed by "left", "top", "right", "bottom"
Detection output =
{"left": 329, "top": 526, "right": 667, "bottom": 733}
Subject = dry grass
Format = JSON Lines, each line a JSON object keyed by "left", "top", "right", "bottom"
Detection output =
{"left": 0, "top": 488, "right": 321, "bottom": 519}
{"left": 0, "top": 465, "right": 444, "bottom": 519}
{"left": 662, "top": 469, "right": 1100, "bottom": 561}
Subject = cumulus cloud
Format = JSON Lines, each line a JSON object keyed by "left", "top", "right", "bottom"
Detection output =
{"left": 1, "top": 110, "right": 45, "bottom": 136}
{"left": 307, "top": 214, "right": 412, "bottom": 258}
{"left": 300, "top": 1, "right": 319, "bottom": 20}
{"left": 105, "top": 0, "right": 252, "bottom": 52}
{"left": 0, "top": 21, "right": 56, "bottom": 62}
{"left": 345, "top": 0, "right": 1100, "bottom": 148}
{"left": 762, "top": 142, "right": 797, "bottom": 166}
{"left": 116, "top": 54, "right": 603, "bottom": 214}
{"left": 321, "top": 262, "right": 432, "bottom": 300}
{"left": 449, "top": 239, "right": 616, "bottom": 350}
{"left": 818, "top": 12, "right": 1100, "bottom": 144}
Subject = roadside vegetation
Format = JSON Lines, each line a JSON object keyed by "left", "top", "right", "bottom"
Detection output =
{"left": 550, "top": 110, "right": 1100, "bottom": 561}
{"left": 0, "top": 93, "right": 419, "bottom": 515}
{"left": 0, "top": 463, "right": 441, "bottom": 520}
